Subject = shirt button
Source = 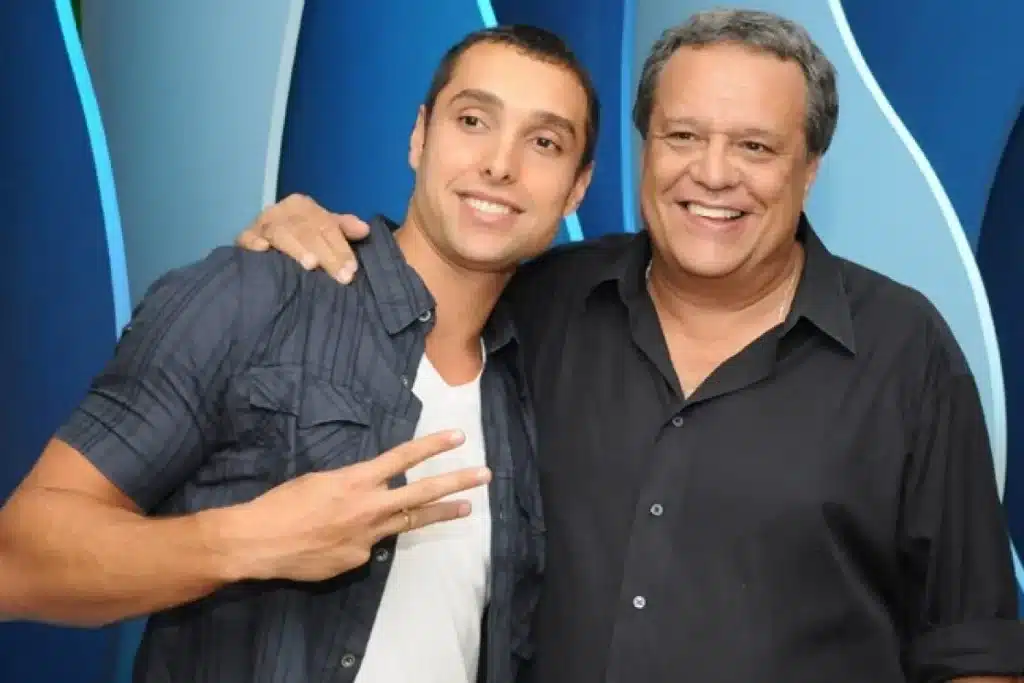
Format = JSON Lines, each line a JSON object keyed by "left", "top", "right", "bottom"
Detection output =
{"left": 400, "top": 375, "right": 409, "bottom": 387}
{"left": 373, "top": 548, "right": 390, "bottom": 562}
{"left": 632, "top": 595, "right": 647, "bottom": 610}
{"left": 418, "top": 310, "right": 433, "bottom": 323}
{"left": 649, "top": 503, "right": 664, "bottom": 517}
{"left": 340, "top": 654, "right": 357, "bottom": 668}
{"left": 671, "top": 415, "right": 684, "bottom": 427}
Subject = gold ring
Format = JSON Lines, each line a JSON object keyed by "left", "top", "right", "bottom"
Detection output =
{"left": 401, "top": 509, "right": 412, "bottom": 531}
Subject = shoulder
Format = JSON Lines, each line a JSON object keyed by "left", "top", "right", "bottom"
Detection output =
{"left": 505, "top": 234, "right": 640, "bottom": 313}
{"left": 839, "top": 257, "right": 971, "bottom": 386}
{"left": 139, "top": 246, "right": 356, "bottom": 344}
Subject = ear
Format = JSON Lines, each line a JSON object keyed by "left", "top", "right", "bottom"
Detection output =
{"left": 562, "top": 162, "right": 596, "bottom": 218}
{"left": 802, "top": 154, "right": 821, "bottom": 202}
{"left": 409, "top": 106, "right": 427, "bottom": 171}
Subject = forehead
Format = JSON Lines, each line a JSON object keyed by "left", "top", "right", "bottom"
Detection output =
{"left": 440, "top": 42, "right": 588, "bottom": 125}
{"left": 655, "top": 43, "right": 807, "bottom": 133}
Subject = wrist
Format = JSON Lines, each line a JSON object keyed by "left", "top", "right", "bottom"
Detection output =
{"left": 195, "top": 504, "right": 266, "bottom": 583}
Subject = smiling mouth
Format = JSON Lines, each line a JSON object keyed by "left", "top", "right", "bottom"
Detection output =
{"left": 680, "top": 201, "right": 748, "bottom": 221}
{"left": 465, "top": 197, "right": 514, "bottom": 216}
{"left": 459, "top": 193, "right": 523, "bottom": 218}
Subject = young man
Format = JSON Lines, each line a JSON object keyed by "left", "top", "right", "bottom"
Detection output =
{"left": 237, "top": 10, "right": 1024, "bottom": 683}
{"left": 0, "top": 25, "right": 596, "bottom": 683}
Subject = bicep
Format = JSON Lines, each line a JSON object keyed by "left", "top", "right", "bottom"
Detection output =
{"left": 13, "top": 438, "right": 138, "bottom": 513}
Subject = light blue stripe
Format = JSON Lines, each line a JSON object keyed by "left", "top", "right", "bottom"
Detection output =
{"left": 54, "top": 0, "right": 131, "bottom": 333}
{"left": 828, "top": 0, "right": 1022, "bottom": 598}
{"left": 619, "top": 0, "right": 638, "bottom": 233}
{"left": 475, "top": 0, "right": 497, "bottom": 27}
{"left": 1012, "top": 539, "right": 1024, "bottom": 601}
{"left": 562, "top": 213, "right": 583, "bottom": 243}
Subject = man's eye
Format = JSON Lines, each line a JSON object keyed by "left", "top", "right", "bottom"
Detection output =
{"left": 741, "top": 141, "right": 772, "bottom": 154}
{"left": 535, "top": 137, "right": 561, "bottom": 152}
{"left": 459, "top": 115, "right": 481, "bottom": 127}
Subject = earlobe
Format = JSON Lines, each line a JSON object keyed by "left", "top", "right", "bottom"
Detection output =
{"left": 409, "top": 106, "right": 427, "bottom": 170}
{"left": 803, "top": 156, "right": 821, "bottom": 200}
{"left": 563, "top": 162, "right": 595, "bottom": 217}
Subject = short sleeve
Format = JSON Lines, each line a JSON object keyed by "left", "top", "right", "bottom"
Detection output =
{"left": 56, "top": 247, "right": 251, "bottom": 512}
{"left": 899, "top": 330, "right": 1024, "bottom": 681}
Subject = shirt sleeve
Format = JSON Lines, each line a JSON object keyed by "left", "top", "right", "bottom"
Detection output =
{"left": 55, "top": 247, "right": 264, "bottom": 513}
{"left": 900, "top": 331, "right": 1024, "bottom": 682}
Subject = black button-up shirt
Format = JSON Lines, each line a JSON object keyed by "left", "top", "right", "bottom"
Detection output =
{"left": 57, "top": 217, "right": 544, "bottom": 683}
{"left": 508, "top": 216, "right": 1023, "bottom": 683}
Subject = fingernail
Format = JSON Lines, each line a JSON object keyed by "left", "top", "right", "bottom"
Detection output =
{"left": 450, "top": 430, "right": 466, "bottom": 444}
{"left": 457, "top": 502, "right": 472, "bottom": 516}
{"left": 300, "top": 253, "right": 317, "bottom": 270}
{"left": 477, "top": 467, "right": 492, "bottom": 482}
{"left": 336, "top": 262, "right": 356, "bottom": 283}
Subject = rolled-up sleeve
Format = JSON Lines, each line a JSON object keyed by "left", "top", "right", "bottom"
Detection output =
{"left": 900, "top": 359, "right": 1024, "bottom": 682}
{"left": 55, "top": 247, "right": 250, "bottom": 512}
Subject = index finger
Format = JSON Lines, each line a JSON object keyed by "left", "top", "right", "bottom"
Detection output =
{"left": 364, "top": 430, "right": 467, "bottom": 481}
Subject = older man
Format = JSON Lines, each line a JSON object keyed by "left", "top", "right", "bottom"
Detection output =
{"left": 238, "top": 9, "right": 1023, "bottom": 683}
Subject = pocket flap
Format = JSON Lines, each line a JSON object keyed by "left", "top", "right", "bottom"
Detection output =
{"left": 244, "top": 366, "right": 371, "bottom": 427}
{"left": 299, "top": 380, "right": 371, "bottom": 427}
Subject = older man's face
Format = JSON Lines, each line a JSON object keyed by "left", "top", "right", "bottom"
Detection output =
{"left": 640, "top": 42, "right": 819, "bottom": 280}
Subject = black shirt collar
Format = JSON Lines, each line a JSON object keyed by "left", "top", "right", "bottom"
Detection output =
{"left": 587, "top": 213, "right": 856, "bottom": 353}
{"left": 359, "top": 215, "right": 518, "bottom": 355}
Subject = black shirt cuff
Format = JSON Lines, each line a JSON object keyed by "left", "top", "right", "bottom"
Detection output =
{"left": 908, "top": 618, "right": 1024, "bottom": 682}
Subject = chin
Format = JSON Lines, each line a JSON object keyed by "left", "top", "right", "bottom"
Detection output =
{"left": 451, "top": 247, "right": 520, "bottom": 273}
{"left": 671, "top": 251, "right": 749, "bottom": 280}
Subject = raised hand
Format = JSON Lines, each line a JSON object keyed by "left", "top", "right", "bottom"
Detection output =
{"left": 237, "top": 429, "right": 489, "bottom": 582}
{"left": 236, "top": 193, "right": 370, "bottom": 283}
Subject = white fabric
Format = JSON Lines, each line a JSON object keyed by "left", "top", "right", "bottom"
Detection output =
{"left": 355, "top": 350, "right": 491, "bottom": 683}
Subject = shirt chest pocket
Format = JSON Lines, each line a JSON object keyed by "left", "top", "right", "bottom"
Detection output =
{"left": 216, "top": 366, "right": 377, "bottom": 484}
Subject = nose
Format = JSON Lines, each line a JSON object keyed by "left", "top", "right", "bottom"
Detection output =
{"left": 481, "top": 136, "right": 520, "bottom": 184}
{"left": 690, "top": 136, "right": 739, "bottom": 191}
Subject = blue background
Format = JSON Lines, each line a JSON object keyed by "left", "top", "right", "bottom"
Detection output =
{"left": 2, "top": 1, "right": 1021, "bottom": 680}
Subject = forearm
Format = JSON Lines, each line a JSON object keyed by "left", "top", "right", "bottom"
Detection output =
{"left": 0, "top": 487, "right": 249, "bottom": 627}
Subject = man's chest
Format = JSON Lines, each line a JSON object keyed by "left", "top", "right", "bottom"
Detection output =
{"left": 527, "top": 310, "right": 913, "bottom": 564}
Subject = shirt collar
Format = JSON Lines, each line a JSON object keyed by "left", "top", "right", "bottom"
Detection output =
{"left": 585, "top": 213, "right": 856, "bottom": 353}
{"left": 788, "top": 214, "right": 856, "bottom": 353}
{"left": 359, "top": 215, "right": 519, "bottom": 355}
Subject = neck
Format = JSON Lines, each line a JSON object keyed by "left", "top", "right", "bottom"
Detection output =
{"left": 648, "top": 241, "right": 804, "bottom": 341}
{"left": 395, "top": 215, "right": 510, "bottom": 357}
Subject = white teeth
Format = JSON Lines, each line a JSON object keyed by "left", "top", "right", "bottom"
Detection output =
{"left": 465, "top": 197, "right": 513, "bottom": 215}
{"left": 686, "top": 203, "right": 742, "bottom": 220}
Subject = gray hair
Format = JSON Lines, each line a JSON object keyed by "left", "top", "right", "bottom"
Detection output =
{"left": 633, "top": 9, "right": 839, "bottom": 157}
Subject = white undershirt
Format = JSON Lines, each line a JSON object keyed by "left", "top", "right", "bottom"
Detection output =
{"left": 355, "top": 349, "right": 491, "bottom": 683}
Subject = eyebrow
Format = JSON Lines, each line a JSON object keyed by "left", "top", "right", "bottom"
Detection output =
{"left": 448, "top": 87, "right": 579, "bottom": 140}
{"left": 661, "top": 115, "right": 782, "bottom": 142}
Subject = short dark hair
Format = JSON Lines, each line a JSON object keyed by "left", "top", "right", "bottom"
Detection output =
{"left": 423, "top": 25, "right": 600, "bottom": 169}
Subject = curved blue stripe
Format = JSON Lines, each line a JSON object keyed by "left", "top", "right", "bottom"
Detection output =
{"left": 619, "top": 0, "right": 637, "bottom": 234}
{"left": 55, "top": 0, "right": 131, "bottom": 332}
{"left": 563, "top": 213, "right": 584, "bottom": 242}
{"left": 475, "top": 0, "right": 497, "bottom": 26}
{"left": 828, "top": 0, "right": 1022, "bottom": 598}
{"left": 1012, "top": 539, "right": 1024, "bottom": 599}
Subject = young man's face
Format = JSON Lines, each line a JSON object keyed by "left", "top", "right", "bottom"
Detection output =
{"left": 406, "top": 41, "right": 593, "bottom": 273}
